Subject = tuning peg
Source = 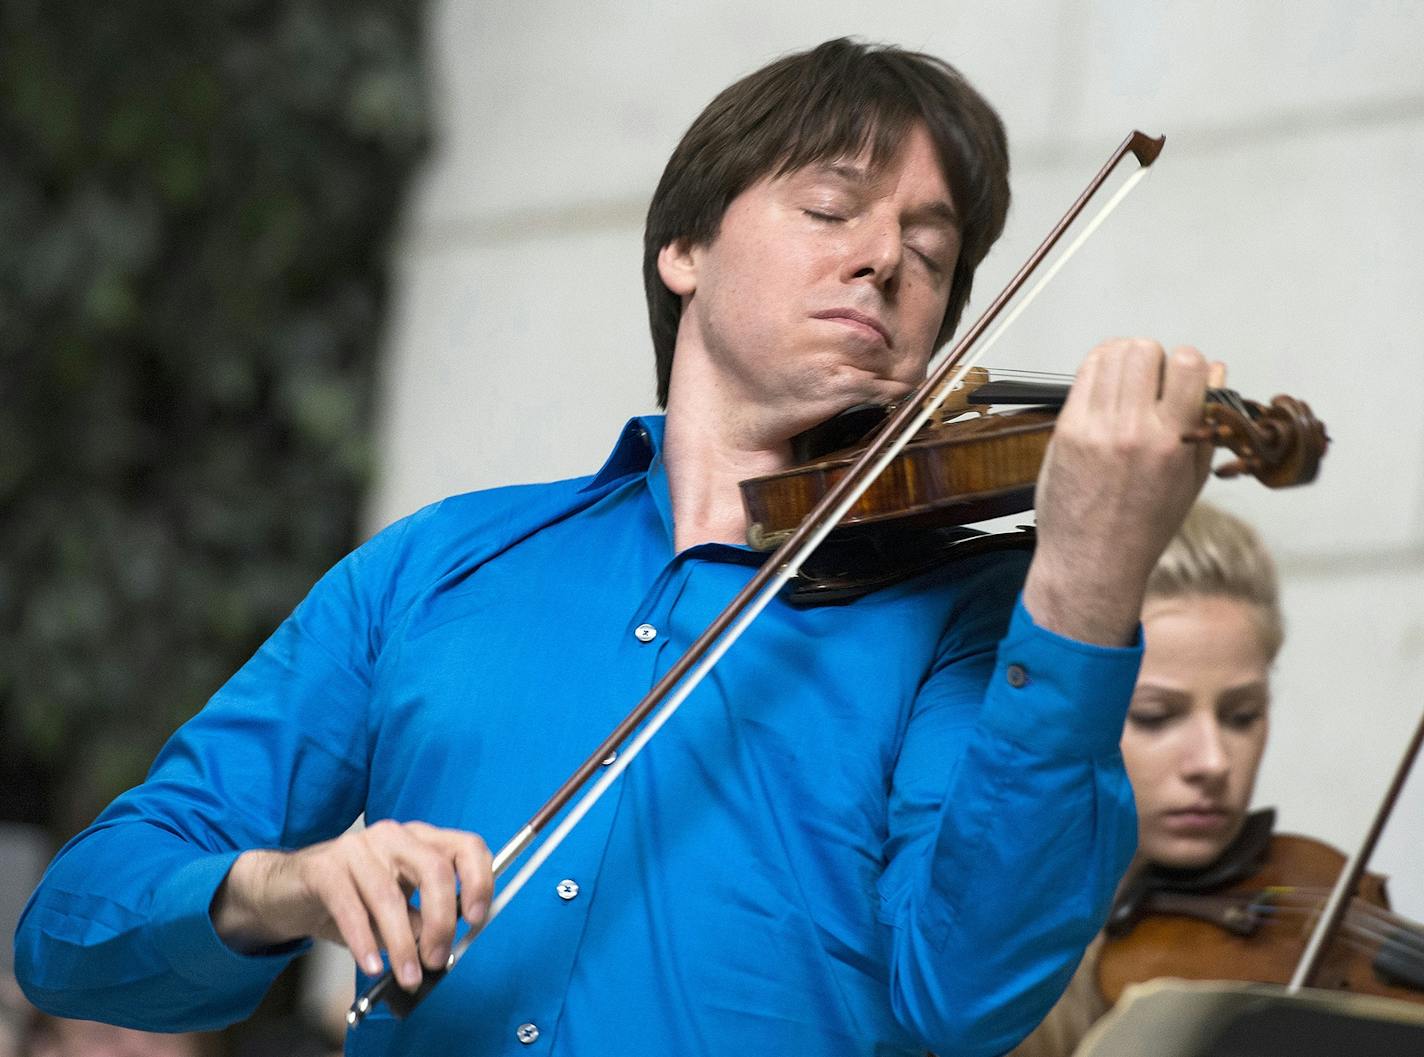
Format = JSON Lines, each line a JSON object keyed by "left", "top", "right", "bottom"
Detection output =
{"left": 1215, "top": 456, "right": 1264, "bottom": 480}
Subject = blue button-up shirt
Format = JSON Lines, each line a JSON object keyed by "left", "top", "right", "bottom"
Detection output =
{"left": 16, "top": 417, "right": 1141, "bottom": 1057}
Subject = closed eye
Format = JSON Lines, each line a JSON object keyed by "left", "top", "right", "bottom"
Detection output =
{"left": 1222, "top": 708, "right": 1266, "bottom": 732}
{"left": 912, "top": 247, "right": 945, "bottom": 275}
{"left": 1127, "top": 712, "right": 1175, "bottom": 732}
{"left": 803, "top": 209, "right": 845, "bottom": 223}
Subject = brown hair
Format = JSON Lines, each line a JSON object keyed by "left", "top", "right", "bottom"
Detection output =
{"left": 1147, "top": 503, "right": 1285, "bottom": 660}
{"left": 643, "top": 37, "right": 1011, "bottom": 407}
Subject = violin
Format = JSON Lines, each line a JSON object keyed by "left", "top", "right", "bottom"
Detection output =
{"left": 1098, "top": 809, "right": 1424, "bottom": 1006}
{"left": 739, "top": 370, "right": 1329, "bottom": 552}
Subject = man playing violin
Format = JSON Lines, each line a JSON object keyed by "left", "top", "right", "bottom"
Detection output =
{"left": 17, "top": 38, "right": 1219, "bottom": 1057}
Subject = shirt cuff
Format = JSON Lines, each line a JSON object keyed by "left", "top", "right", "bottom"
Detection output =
{"left": 979, "top": 597, "right": 1143, "bottom": 758}
{"left": 151, "top": 852, "right": 309, "bottom": 990}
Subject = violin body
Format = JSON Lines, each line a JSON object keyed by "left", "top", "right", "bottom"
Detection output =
{"left": 742, "top": 409, "right": 1054, "bottom": 550}
{"left": 1098, "top": 832, "right": 1424, "bottom": 1006}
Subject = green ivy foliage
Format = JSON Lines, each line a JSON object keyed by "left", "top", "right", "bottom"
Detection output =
{"left": 0, "top": 0, "right": 429, "bottom": 836}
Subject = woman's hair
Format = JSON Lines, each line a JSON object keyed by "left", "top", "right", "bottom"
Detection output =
{"left": 1147, "top": 502, "right": 1284, "bottom": 660}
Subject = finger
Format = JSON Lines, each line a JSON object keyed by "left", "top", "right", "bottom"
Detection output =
{"left": 452, "top": 834, "right": 494, "bottom": 925}
{"left": 349, "top": 843, "right": 424, "bottom": 991}
{"left": 1058, "top": 339, "right": 1114, "bottom": 428}
{"left": 1193, "top": 429, "right": 1216, "bottom": 487}
{"left": 1159, "top": 345, "right": 1210, "bottom": 425}
{"left": 1114, "top": 339, "right": 1165, "bottom": 422}
{"left": 1207, "top": 359, "right": 1227, "bottom": 390}
{"left": 389, "top": 832, "right": 459, "bottom": 970}
{"left": 407, "top": 823, "right": 494, "bottom": 927}
{"left": 319, "top": 873, "right": 386, "bottom": 977}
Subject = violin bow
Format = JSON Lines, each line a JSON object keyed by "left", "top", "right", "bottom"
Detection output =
{"left": 1288, "top": 703, "right": 1424, "bottom": 991}
{"left": 348, "top": 130, "right": 1166, "bottom": 1025}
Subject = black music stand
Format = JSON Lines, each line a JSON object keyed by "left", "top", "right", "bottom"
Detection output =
{"left": 1074, "top": 979, "right": 1424, "bottom": 1057}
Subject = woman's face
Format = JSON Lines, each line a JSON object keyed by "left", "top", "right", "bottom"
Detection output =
{"left": 1123, "top": 594, "right": 1273, "bottom": 870}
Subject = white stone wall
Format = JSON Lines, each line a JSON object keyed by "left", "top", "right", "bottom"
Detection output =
{"left": 370, "top": 2, "right": 1424, "bottom": 918}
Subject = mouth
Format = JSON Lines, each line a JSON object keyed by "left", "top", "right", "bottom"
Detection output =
{"left": 811, "top": 308, "right": 892, "bottom": 348}
{"left": 1161, "top": 806, "right": 1233, "bottom": 834}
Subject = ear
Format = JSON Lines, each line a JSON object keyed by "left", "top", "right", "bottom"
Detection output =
{"left": 657, "top": 238, "right": 700, "bottom": 298}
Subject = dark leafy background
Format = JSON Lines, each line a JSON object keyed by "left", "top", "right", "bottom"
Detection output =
{"left": 0, "top": 0, "right": 429, "bottom": 849}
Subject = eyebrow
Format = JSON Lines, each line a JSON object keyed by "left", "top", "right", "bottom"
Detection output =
{"left": 1130, "top": 681, "right": 1270, "bottom": 709}
{"left": 805, "top": 161, "right": 961, "bottom": 228}
{"left": 1217, "top": 681, "right": 1271, "bottom": 708}
{"left": 1129, "top": 686, "right": 1190, "bottom": 709}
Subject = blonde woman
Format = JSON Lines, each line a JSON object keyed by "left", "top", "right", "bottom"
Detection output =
{"left": 1010, "top": 502, "right": 1284, "bottom": 1057}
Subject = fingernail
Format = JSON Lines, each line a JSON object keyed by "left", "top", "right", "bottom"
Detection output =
{"left": 399, "top": 960, "right": 422, "bottom": 989}
{"left": 430, "top": 946, "right": 450, "bottom": 968}
{"left": 364, "top": 954, "right": 384, "bottom": 976}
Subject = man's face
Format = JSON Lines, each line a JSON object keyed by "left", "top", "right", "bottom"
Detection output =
{"left": 659, "top": 122, "right": 961, "bottom": 437}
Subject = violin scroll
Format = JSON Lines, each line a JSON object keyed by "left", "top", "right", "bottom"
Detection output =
{"left": 1191, "top": 393, "right": 1330, "bottom": 489}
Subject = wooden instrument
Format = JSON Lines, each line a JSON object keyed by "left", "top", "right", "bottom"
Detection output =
{"left": 740, "top": 375, "right": 1329, "bottom": 552}
{"left": 1100, "top": 820, "right": 1424, "bottom": 1006}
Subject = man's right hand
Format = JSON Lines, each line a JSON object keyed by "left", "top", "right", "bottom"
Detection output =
{"left": 210, "top": 820, "right": 493, "bottom": 991}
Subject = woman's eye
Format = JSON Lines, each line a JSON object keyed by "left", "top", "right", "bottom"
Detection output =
{"left": 1127, "top": 712, "right": 1172, "bottom": 732}
{"left": 803, "top": 209, "right": 845, "bottom": 223}
{"left": 1224, "top": 710, "right": 1265, "bottom": 731}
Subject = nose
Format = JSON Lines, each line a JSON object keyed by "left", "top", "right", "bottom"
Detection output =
{"left": 1180, "top": 714, "right": 1230, "bottom": 787}
{"left": 842, "top": 218, "right": 902, "bottom": 291}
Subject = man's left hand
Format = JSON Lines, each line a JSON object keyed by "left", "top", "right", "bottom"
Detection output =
{"left": 1022, "top": 338, "right": 1218, "bottom": 646}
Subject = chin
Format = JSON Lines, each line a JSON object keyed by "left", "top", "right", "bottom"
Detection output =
{"left": 818, "top": 367, "right": 915, "bottom": 409}
{"left": 1147, "top": 836, "right": 1232, "bottom": 872}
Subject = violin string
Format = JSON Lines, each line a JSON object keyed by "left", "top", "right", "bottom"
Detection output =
{"left": 1161, "top": 888, "right": 1424, "bottom": 960}
{"left": 1257, "top": 903, "right": 1409, "bottom": 947}
{"left": 1239, "top": 894, "right": 1424, "bottom": 964}
{"left": 976, "top": 365, "right": 1243, "bottom": 406}
{"left": 975, "top": 366, "right": 1076, "bottom": 379}
{"left": 1163, "top": 893, "right": 1393, "bottom": 959}
{"left": 1250, "top": 891, "right": 1411, "bottom": 933}
{"left": 1254, "top": 909, "right": 1424, "bottom": 974}
{"left": 1261, "top": 889, "right": 1424, "bottom": 940}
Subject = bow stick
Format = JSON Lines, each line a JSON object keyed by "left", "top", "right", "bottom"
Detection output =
{"left": 1289, "top": 702, "right": 1424, "bottom": 991}
{"left": 349, "top": 129, "right": 1166, "bottom": 1025}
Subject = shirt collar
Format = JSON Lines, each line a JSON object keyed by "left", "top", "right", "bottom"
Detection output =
{"left": 580, "top": 415, "right": 666, "bottom": 492}
{"left": 579, "top": 415, "right": 760, "bottom": 564}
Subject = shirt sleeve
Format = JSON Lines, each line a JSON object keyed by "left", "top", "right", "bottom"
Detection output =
{"left": 876, "top": 554, "right": 1141, "bottom": 1057}
{"left": 11, "top": 514, "right": 417, "bottom": 1032}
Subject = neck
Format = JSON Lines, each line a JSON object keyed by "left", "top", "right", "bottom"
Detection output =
{"left": 661, "top": 357, "right": 807, "bottom": 554}
{"left": 661, "top": 402, "right": 791, "bottom": 554}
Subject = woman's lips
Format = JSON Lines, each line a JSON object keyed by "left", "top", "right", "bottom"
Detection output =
{"left": 1161, "top": 808, "right": 1232, "bottom": 834}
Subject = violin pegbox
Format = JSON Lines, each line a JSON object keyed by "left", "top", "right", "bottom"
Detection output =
{"left": 1191, "top": 392, "right": 1330, "bottom": 488}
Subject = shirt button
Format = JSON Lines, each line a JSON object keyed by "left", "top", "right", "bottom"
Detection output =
{"left": 634, "top": 623, "right": 657, "bottom": 643}
{"left": 556, "top": 879, "right": 580, "bottom": 901}
{"left": 516, "top": 1022, "right": 540, "bottom": 1045}
{"left": 1005, "top": 663, "right": 1029, "bottom": 688}
{"left": 601, "top": 750, "right": 617, "bottom": 766}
